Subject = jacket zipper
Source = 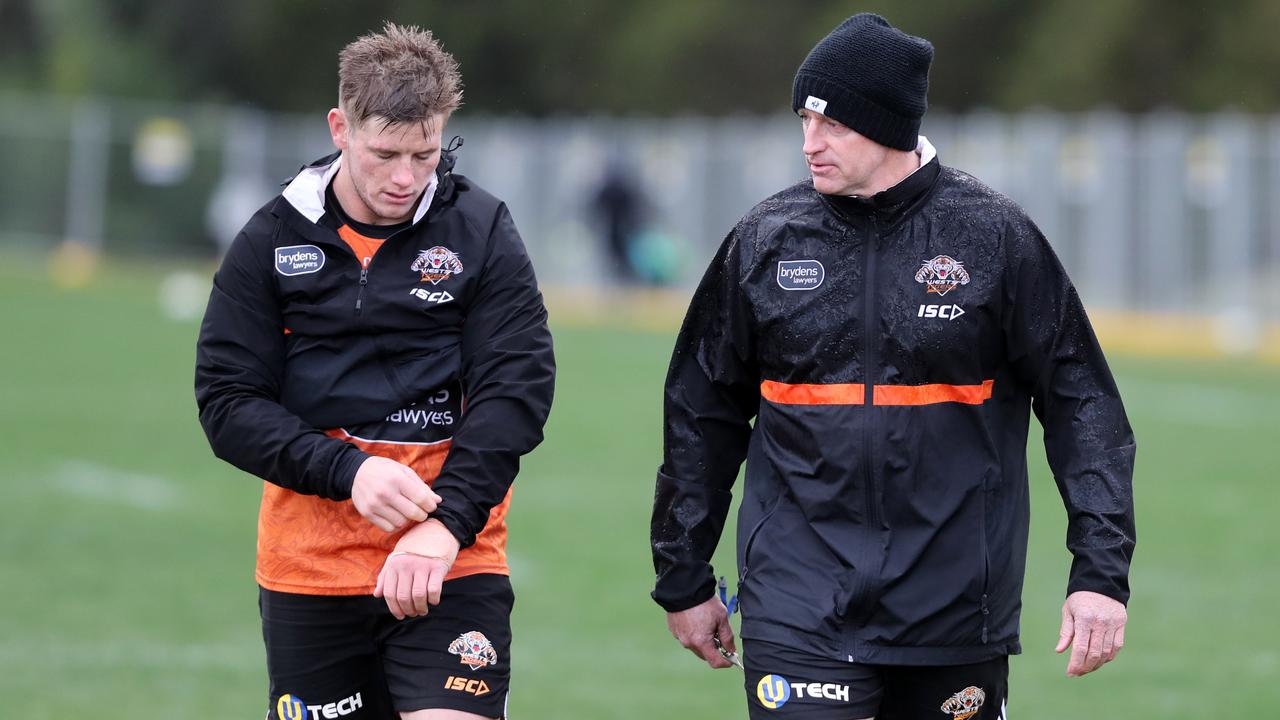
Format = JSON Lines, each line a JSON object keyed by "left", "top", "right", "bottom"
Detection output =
{"left": 355, "top": 263, "right": 369, "bottom": 313}
{"left": 348, "top": 220, "right": 412, "bottom": 315}
{"left": 862, "top": 216, "right": 879, "bottom": 530}
{"left": 352, "top": 223, "right": 409, "bottom": 314}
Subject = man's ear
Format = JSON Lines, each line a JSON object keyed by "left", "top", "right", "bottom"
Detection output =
{"left": 327, "top": 108, "right": 350, "bottom": 151}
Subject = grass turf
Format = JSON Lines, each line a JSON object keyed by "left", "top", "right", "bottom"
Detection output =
{"left": 0, "top": 258, "right": 1275, "bottom": 718}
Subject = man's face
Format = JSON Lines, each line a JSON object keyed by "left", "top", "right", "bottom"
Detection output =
{"left": 799, "top": 108, "right": 892, "bottom": 197}
{"left": 327, "top": 109, "right": 446, "bottom": 225}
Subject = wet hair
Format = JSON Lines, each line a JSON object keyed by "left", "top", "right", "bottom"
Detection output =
{"left": 338, "top": 21, "right": 463, "bottom": 129}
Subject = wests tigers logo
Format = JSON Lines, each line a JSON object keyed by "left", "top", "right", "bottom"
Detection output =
{"left": 940, "top": 685, "right": 986, "bottom": 720}
{"left": 448, "top": 630, "right": 498, "bottom": 670}
{"left": 412, "top": 246, "right": 463, "bottom": 284}
{"left": 915, "top": 255, "right": 970, "bottom": 296}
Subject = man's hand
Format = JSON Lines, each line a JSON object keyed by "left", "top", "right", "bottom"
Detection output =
{"left": 666, "top": 595, "right": 737, "bottom": 669}
{"left": 351, "top": 456, "right": 442, "bottom": 532}
{"left": 1056, "top": 590, "right": 1127, "bottom": 677}
{"left": 374, "top": 519, "right": 460, "bottom": 620}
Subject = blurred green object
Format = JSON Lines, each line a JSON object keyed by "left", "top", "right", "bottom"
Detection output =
{"left": 626, "top": 228, "right": 683, "bottom": 286}
{"left": 0, "top": 255, "right": 1277, "bottom": 718}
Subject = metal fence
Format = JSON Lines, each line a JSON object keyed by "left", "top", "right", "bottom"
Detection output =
{"left": 2, "top": 93, "right": 1277, "bottom": 323}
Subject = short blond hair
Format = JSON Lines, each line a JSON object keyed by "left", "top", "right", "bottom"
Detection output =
{"left": 338, "top": 22, "right": 463, "bottom": 127}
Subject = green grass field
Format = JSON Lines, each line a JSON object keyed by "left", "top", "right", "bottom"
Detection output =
{"left": 1, "top": 257, "right": 1277, "bottom": 718}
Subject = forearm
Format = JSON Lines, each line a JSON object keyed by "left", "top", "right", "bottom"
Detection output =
{"left": 651, "top": 229, "right": 758, "bottom": 610}
{"left": 1004, "top": 220, "right": 1137, "bottom": 603}
{"left": 650, "top": 469, "right": 735, "bottom": 611}
{"left": 1056, "top": 449, "right": 1136, "bottom": 603}
{"left": 433, "top": 333, "right": 554, "bottom": 547}
{"left": 199, "top": 391, "right": 369, "bottom": 499}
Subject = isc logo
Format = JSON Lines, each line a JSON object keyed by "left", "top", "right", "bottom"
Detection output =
{"left": 918, "top": 304, "right": 965, "bottom": 320}
{"left": 444, "top": 675, "right": 491, "bottom": 696}
{"left": 409, "top": 288, "right": 455, "bottom": 305}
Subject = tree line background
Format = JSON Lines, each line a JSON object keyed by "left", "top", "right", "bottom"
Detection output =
{"left": 3, "top": 0, "right": 1278, "bottom": 115}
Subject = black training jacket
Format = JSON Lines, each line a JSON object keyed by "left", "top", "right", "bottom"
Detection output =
{"left": 195, "top": 151, "right": 555, "bottom": 549}
{"left": 651, "top": 154, "right": 1136, "bottom": 665}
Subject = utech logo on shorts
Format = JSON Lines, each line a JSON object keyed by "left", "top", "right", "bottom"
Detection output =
{"left": 277, "top": 694, "right": 307, "bottom": 720}
{"left": 275, "top": 245, "right": 326, "bottom": 276}
{"left": 275, "top": 692, "right": 363, "bottom": 720}
{"left": 756, "top": 674, "right": 792, "bottom": 709}
{"left": 793, "top": 682, "right": 851, "bottom": 702}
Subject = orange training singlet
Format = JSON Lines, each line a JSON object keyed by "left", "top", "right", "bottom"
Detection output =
{"left": 255, "top": 222, "right": 511, "bottom": 595}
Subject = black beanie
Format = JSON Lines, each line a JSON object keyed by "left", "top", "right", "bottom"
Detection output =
{"left": 792, "top": 13, "right": 933, "bottom": 151}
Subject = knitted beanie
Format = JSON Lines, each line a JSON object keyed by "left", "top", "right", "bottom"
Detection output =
{"left": 792, "top": 13, "right": 933, "bottom": 151}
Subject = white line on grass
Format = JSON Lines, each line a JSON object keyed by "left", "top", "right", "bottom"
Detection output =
{"left": 52, "top": 460, "right": 183, "bottom": 512}
{"left": 0, "top": 638, "right": 253, "bottom": 671}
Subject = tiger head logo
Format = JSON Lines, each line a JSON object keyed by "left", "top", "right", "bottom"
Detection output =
{"left": 412, "top": 246, "right": 463, "bottom": 284}
{"left": 915, "top": 254, "right": 971, "bottom": 296}
{"left": 940, "top": 686, "right": 986, "bottom": 720}
{"left": 448, "top": 630, "right": 498, "bottom": 670}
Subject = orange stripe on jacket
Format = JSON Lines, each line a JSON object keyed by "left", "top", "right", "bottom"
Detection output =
{"left": 873, "top": 379, "right": 994, "bottom": 406}
{"left": 761, "top": 379, "right": 994, "bottom": 406}
{"left": 256, "top": 432, "right": 511, "bottom": 596}
{"left": 761, "top": 380, "right": 865, "bottom": 405}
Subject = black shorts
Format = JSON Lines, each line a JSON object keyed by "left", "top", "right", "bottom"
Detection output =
{"left": 261, "top": 573, "right": 513, "bottom": 720}
{"left": 744, "top": 640, "right": 1008, "bottom": 720}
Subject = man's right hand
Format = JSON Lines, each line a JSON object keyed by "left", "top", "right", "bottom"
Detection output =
{"left": 350, "top": 456, "right": 442, "bottom": 532}
{"left": 666, "top": 595, "right": 736, "bottom": 669}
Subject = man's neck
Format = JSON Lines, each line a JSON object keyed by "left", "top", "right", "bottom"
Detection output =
{"left": 853, "top": 148, "right": 922, "bottom": 198}
{"left": 331, "top": 165, "right": 396, "bottom": 226}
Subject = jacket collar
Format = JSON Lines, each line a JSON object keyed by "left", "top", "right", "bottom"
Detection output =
{"left": 822, "top": 135, "right": 941, "bottom": 221}
{"left": 278, "top": 149, "right": 455, "bottom": 225}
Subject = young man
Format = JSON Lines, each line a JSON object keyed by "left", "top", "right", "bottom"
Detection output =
{"left": 196, "top": 23, "right": 555, "bottom": 720}
{"left": 650, "top": 13, "right": 1135, "bottom": 719}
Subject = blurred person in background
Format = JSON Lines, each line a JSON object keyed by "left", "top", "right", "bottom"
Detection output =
{"left": 650, "top": 13, "right": 1135, "bottom": 719}
{"left": 195, "top": 22, "right": 554, "bottom": 720}
{"left": 590, "top": 157, "right": 646, "bottom": 283}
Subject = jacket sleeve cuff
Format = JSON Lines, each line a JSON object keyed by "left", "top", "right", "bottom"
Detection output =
{"left": 1066, "top": 553, "right": 1131, "bottom": 605}
{"left": 327, "top": 445, "right": 369, "bottom": 500}
{"left": 651, "top": 574, "right": 718, "bottom": 613}
{"left": 429, "top": 493, "right": 479, "bottom": 549}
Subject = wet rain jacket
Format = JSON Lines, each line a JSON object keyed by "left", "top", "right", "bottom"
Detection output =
{"left": 651, "top": 151, "right": 1135, "bottom": 665}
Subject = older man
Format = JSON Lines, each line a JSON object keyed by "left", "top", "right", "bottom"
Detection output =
{"left": 651, "top": 13, "right": 1135, "bottom": 719}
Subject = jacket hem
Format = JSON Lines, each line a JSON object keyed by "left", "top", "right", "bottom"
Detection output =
{"left": 741, "top": 620, "right": 1020, "bottom": 665}
{"left": 256, "top": 564, "right": 510, "bottom": 596}
{"left": 847, "top": 640, "right": 1021, "bottom": 666}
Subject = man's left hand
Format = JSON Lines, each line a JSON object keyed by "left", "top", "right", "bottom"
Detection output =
{"left": 374, "top": 519, "right": 460, "bottom": 620}
{"left": 1056, "top": 590, "right": 1127, "bottom": 677}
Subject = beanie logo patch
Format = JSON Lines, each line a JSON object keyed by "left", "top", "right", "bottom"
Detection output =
{"left": 804, "top": 96, "right": 829, "bottom": 115}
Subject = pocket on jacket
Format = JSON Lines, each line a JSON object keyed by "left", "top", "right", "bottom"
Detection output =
{"left": 738, "top": 493, "right": 782, "bottom": 586}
